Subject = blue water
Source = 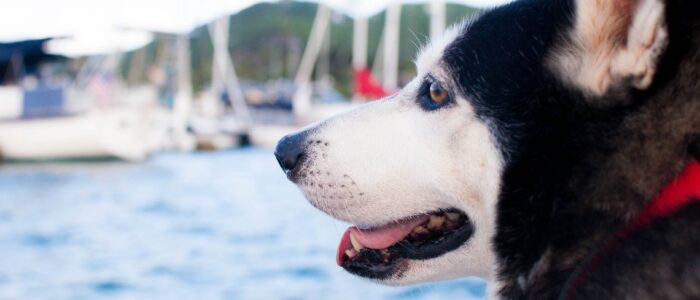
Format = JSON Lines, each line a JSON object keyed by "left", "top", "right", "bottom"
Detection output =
{"left": 0, "top": 148, "right": 486, "bottom": 300}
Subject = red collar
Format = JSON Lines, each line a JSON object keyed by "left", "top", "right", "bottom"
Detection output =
{"left": 564, "top": 159, "right": 700, "bottom": 299}
{"left": 630, "top": 160, "right": 700, "bottom": 227}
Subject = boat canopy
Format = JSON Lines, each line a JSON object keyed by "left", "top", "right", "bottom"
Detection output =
{"left": 0, "top": 39, "right": 64, "bottom": 84}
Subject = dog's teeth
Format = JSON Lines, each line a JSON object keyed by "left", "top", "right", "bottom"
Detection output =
{"left": 345, "top": 249, "right": 357, "bottom": 259}
{"left": 446, "top": 212, "right": 461, "bottom": 221}
{"left": 350, "top": 233, "right": 364, "bottom": 251}
{"left": 412, "top": 226, "right": 428, "bottom": 234}
{"left": 427, "top": 215, "right": 445, "bottom": 230}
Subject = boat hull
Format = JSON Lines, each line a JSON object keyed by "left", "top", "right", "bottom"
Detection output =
{"left": 0, "top": 107, "right": 163, "bottom": 162}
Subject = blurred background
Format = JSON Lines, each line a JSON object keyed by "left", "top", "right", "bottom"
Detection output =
{"left": 0, "top": 0, "right": 509, "bottom": 299}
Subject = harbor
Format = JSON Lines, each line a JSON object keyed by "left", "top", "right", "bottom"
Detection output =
{"left": 0, "top": 1, "right": 479, "bottom": 161}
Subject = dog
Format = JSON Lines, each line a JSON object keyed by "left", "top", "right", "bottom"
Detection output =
{"left": 275, "top": 0, "right": 700, "bottom": 298}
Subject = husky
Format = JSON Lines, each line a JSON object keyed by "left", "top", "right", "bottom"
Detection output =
{"left": 275, "top": 0, "right": 700, "bottom": 298}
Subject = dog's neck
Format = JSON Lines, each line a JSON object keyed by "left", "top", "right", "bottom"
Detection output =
{"left": 493, "top": 1, "right": 700, "bottom": 298}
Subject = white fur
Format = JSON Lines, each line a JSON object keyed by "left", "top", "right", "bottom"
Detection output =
{"left": 548, "top": 0, "right": 668, "bottom": 97}
{"left": 291, "top": 26, "right": 503, "bottom": 285}
{"left": 611, "top": 0, "right": 668, "bottom": 90}
{"left": 415, "top": 24, "right": 461, "bottom": 75}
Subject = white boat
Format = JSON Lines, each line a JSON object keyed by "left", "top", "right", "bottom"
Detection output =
{"left": 0, "top": 105, "right": 165, "bottom": 162}
{"left": 248, "top": 102, "right": 359, "bottom": 149}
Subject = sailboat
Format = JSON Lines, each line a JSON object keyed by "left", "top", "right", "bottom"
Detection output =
{"left": 188, "top": 16, "right": 252, "bottom": 151}
{"left": 0, "top": 98, "right": 164, "bottom": 162}
{"left": 0, "top": 38, "right": 167, "bottom": 162}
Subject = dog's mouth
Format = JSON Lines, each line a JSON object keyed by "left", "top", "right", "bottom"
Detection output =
{"left": 336, "top": 209, "right": 474, "bottom": 280}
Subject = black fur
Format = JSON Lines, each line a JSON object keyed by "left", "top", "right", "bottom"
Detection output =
{"left": 568, "top": 202, "right": 700, "bottom": 300}
{"left": 690, "top": 135, "right": 700, "bottom": 160}
{"left": 440, "top": 0, "right": 700, "bottom": 298}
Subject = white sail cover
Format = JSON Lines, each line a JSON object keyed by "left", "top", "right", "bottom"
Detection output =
{"left": 0, "top": 0, "right": 261, "bottom": 56}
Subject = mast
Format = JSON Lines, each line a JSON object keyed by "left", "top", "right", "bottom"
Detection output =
{"left": 292, "top": 4, "right": 331, "bottom": 120}
{"left": 382, "top": 2, "right": 401, "bottom": 91}
{"left": 210, "top": 17, "right": 227, "bottom": 97}
{"left": 352, "top": 16, "right": 369, "bottom": 70}
{"left": 352, "top": 15, "right": 369, "bottom": 101}
{"left": 208, "top": 16, "right": 251, "bottom": 126}
{"left": 430, "top": 0, "right": 446, "bottom": 39}
{"left": 173, "top": 34, "right": 193, "bottom": 150}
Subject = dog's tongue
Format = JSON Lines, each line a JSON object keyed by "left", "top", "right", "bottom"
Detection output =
{"left": 336, "top": 215, "right": 429, "bottom": 266}
{"left": 350, "top": 216, "right": 430, "bottom": 248}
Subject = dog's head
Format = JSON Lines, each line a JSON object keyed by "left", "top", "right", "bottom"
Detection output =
{"left": 275, "top": 0, "right": 669, "bottom": 287}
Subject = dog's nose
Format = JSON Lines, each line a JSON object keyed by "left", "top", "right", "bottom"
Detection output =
{"left": 274, "top": 132, "right": 307, "bottom": 172}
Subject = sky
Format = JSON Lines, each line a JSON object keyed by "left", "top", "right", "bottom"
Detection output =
{"left": 1, "top": 0, "right": 512, "bottom": 56}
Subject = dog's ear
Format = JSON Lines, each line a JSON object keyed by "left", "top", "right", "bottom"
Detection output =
{"left": 550, "top": 0, "right": 669, "bottom": 98}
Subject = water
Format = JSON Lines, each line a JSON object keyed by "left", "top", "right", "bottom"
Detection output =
{"left": 0, "top": 148, "right": 486, "bottom": 300}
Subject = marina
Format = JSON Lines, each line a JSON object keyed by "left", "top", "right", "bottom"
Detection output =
{"left": 0, "top": 1, "right": 469, "bottom": 161}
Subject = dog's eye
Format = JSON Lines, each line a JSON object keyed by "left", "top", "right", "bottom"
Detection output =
{"left": 419, "top": 77, "right": 451, "bottom": 111}
{"left": 429, "top": 82, "right": 448, "bottom": 104}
